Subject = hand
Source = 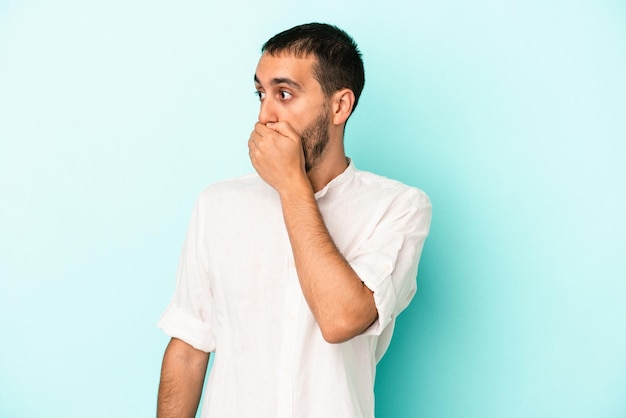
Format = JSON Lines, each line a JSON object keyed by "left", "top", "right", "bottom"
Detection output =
{"left": 248, "top": 121, "right": 309, "bottom": 193}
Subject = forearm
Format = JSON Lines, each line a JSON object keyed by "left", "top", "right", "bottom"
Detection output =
{"left": 279, "top": 181, "right": 378, "bottom": 343}
{"left": 157, "top": 338, "right": 209, "bottom": 418}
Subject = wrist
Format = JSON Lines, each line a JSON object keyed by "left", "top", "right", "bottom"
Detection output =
{"left": 276, "top": 173, "right": 314, "bottom": 201}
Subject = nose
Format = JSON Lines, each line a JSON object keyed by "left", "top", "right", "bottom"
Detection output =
{"left": 258, "top": 98, "right": 278, "bottom": 125}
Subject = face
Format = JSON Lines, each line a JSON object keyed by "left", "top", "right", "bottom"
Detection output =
{"left": 254, "top": 53, "right": 332, "bottom": 171}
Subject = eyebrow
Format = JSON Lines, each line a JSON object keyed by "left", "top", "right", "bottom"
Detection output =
{"left": 254, "top": 75, "right": 303, "bottom": 90}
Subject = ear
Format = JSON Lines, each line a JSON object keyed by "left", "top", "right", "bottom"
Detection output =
{"left": 331, "top": 88, "right": 356, "bottom": 126}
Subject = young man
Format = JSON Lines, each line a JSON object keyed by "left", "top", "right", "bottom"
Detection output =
{"left": 157, "top": 23, "right": 431, "bottom": 418}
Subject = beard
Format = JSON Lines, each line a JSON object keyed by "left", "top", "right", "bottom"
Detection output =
{"left": 298, "top": 106, "right": 331, "bottom": 172}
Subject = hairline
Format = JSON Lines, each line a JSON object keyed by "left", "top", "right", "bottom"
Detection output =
{"left": 261, "top": 50, "right": 348, "bottom": 100}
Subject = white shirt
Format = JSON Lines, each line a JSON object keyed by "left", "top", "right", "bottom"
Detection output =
{"left": 158, "top": 160, "right": 432, "bottom": 417}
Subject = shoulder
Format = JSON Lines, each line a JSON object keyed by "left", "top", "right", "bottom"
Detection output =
{"left": 351, "top": 169, "right": 431, "bottom": 210}
{"left": 350, "top": 170, "right": 432, "bottom": 239}
{"left": 191, "top": 173, "right": 280, "bottom": 221}
{"left": 197, "top": 173, "right": 269, "bottom": 201}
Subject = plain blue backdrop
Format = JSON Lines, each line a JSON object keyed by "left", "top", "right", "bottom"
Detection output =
{"left": 1, "top": 1, "right": 624, "bottom": 417}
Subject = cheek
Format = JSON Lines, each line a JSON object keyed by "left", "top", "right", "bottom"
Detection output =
{"left": 278, "top": 99, "right": 326, "bottom": 133}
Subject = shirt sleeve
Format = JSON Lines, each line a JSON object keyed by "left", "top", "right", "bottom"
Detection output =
{"left": 348, "top": 188, "right": 432, "bottom": 338}
{"left": 158, "top": 194, "right": 217, "bottom": 353}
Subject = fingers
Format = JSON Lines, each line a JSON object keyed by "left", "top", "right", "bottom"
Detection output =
{"left": 265, "top": 121, "right": 299, "bottom": 140}
{"left": 248, "top": 120, "right": 305, "bottom": 180}
{"left": 247, "top": 118, "right": 311, "bottom": 194}
{"left": 252, "top": 121, "right": 299, "bottom": 141}
{"left": 249, "top": 122, "right": 269, "bottom": 150}
{"left": 249, "top": 121, "right": 301, "bottom": 156}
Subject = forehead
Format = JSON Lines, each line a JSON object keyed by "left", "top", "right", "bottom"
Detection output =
{"left": 254, "top": 52, "right": 318, "bottom": 87}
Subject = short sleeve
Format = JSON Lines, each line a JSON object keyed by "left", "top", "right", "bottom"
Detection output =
{"left": 349, "top": 189, "right": 432, "bottom": 338}
{"left": 158, "top": 194, "right": 217, "bottom": 353}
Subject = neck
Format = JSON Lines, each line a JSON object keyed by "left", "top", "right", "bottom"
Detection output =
{"left": 307, "top": 134, "right": 348, "bottom": 193}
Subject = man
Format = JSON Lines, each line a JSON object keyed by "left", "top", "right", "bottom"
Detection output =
{"left": 157, "top": 23, "right": 431, "bottom": 418}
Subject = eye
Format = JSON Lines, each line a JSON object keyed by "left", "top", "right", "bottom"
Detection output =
{"left": 279, "top": 90, "right": 293, "bottom": 100}
{"left": 254, "top": 90, "right": 266, "bottom": 101}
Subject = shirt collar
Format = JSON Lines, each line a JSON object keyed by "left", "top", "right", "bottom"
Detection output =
{"left": 314, "top": 157, "right": 356, "bottom": 200}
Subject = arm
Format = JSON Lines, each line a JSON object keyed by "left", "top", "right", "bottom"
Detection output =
{"left": 280, "top": 180, "right": 378, "bottom": 343}
{"left": 248, "top": 122, "right": 377, "bottom": 343}
{"left": 157, "top": 337, "right": 209, "bottom": 418}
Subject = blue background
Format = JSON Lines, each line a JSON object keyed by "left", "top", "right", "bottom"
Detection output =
{"left": 1, "top": 1, "right": 624, "bottom": 417}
